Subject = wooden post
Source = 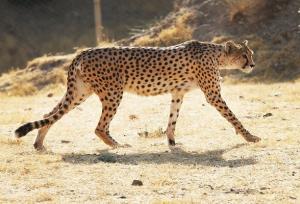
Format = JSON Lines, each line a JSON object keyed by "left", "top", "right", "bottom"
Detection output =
{"left": 94, "top": 0, "right": 103, "bottom": 45}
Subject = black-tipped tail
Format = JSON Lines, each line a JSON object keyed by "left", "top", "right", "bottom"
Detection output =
{"left": 15, "top": 123, "right": 33, "bottom": 138}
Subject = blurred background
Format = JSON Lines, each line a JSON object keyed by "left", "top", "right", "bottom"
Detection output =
{"left": 0, "top": 0, "right": 299, "bottom": 96}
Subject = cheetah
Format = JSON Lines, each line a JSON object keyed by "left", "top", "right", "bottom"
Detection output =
{"left": 15, "top": 40, "right": 261, "bottom": 150}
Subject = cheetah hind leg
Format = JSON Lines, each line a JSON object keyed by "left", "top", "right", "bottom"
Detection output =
{"left": 33, "top": 95, "right": 68, "bottom": 151}
{"left": 94, "top": 93, "right": 131, "bottom": 149}
{"left": 33, "top": 79, "right": 92, "bottom": 151}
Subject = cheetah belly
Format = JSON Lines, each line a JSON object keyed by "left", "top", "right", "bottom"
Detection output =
{"left": 124, "top": 77, "right": 197, "bottom": 96}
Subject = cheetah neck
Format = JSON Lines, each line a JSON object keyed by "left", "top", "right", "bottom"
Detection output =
{"left": 217, "top": 45, "right": 236, "bottom": 70}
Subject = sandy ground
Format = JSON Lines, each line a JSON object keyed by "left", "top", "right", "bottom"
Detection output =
{"left": 0, "top": 82, "right": 299, "bottom": 203}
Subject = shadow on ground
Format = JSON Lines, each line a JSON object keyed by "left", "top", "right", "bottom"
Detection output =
{"left": 62, "top": 144, "right": 257, "bottom": 168}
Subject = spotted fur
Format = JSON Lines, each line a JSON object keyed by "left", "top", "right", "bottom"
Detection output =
{"left": 15, "top": 40, "right": 260, "bottom": 150}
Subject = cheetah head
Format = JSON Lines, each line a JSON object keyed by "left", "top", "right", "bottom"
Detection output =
{"left": 223, "top": 40, "right": 255, "bottom": 73}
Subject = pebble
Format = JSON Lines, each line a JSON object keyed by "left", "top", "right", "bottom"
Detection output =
{"left": 132, "top": 179, "right": 143, "bottom": 186}
{"left": 47, "top": 93, "right": 53, "bottom": 97}
{"left": 263, "top": 113, "right": 273, "bottom": 117}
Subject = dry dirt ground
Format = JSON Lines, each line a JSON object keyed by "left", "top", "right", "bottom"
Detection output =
{"left": 0, "top": 82, "right": 299, "bottom": 203}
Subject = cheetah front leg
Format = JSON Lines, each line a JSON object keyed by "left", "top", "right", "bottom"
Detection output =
{"left": 198, "top": 73, "right": 261, "bottom": 143}
{"left": 166, "top": 92, "right": 184, "bottom": 146}
{"left": 204, "top": 91, "right": 261, "bottom": 143}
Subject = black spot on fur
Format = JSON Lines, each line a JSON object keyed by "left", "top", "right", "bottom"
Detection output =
{"left": 34, "top": 121, "right": 39, "bottom": 128}
{"left": 40, "top": 120, "right": 45, "bottom": 126}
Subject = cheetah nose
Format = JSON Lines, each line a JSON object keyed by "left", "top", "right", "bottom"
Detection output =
{"left": 250, "top": 64, "right": 255, "bottom": 68}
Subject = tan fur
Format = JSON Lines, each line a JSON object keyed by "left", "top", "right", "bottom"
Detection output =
{"left": 15, "top": 40, "right": 260, "bottom": 150}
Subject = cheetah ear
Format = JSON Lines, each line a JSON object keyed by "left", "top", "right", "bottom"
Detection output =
{"left": 225, "top": 41, "right": 236, "bottom": 54}
{"left": 242, "top": 40, "right": 248, "bottom": 46}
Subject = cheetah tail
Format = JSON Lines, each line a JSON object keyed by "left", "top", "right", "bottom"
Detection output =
{"left": 14, "top": 105, "right": 70, "bottom": 138}
{"left": 15, "top": 118, "right": 51, "bottom": 138}
{"left": 15, "top": 89, "right": 75, "bottom": 138}
{"left": 15, "top": 56, "right": 80, "bottom": 138}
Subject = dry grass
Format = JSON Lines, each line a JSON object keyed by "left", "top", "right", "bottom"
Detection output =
{"left": 0, "top": 54, "right": 72, "bottom": 96}
{"left": 138, "top": 127, "right": 165, "bottom": 138}
{"left": 133, "top": 9, "right": 194, "bottom": 47}
{"left": 1, "top": 82, "right": 299, "bottom": 203}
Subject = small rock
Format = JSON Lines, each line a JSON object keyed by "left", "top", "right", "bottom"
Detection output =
{"left": 272, "top": 92, "right": 281, "bottom": 97}
{"left": 129, "top": 114, "right": 138, "bottom": 120}
{"left": 206, "top": 185, "right": 214, "bottom": 190}
{"left": 47, "top": 93, "right": 53, "bottom": 97}
{"left": 239, "top": 95, "right": 244, "bottom": 99}
{"left": 263, "top": 113, "right": 273, "bottom": 118}
{"left": 61, "top": 140, "right": 70, "bottom": 143}
{"left": 132, "top": 179, "right": 143, "bottom": 186}
{"left": 119, "top": 196, "right": 126, "bottom": 199}
{"left": 289, "top": 196, "right": 296, "bottom": 200}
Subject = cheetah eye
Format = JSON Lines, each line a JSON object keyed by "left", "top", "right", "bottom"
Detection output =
{"left": 242, "top": 54, "right": 247, "bottom": 59}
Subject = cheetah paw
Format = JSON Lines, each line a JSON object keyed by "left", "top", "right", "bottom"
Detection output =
{"left": 113, "top": 143, "right": 132, "bottom": 149}
{"left": 33, "top": 143, "right": 47, "bottom": 152}
{"left": 244, "top": 134, "right": 261, "bottom": 143}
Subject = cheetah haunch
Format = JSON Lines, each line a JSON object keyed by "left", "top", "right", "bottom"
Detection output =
{"left": 15, "top": 40, "right": 261, "bottom": 150}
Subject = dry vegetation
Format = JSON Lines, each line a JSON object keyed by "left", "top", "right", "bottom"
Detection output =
{"left": 133, "top": 9, "right": 194, "bottom": 47}
{"left": 0, "top": 54, "right": 73, "bottom": 96}
{"left": 1, "top": 82, "right": 299, "bottom": 203}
